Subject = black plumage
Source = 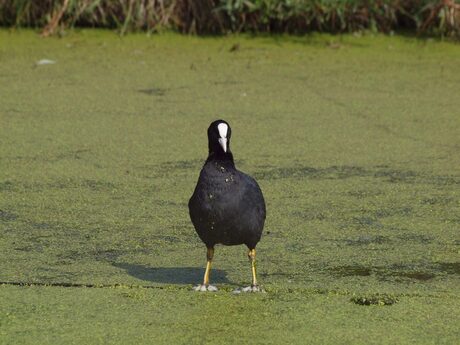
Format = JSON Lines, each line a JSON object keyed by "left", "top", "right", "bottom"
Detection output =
{"left": 189, "top": 120, "right": 266, "bottom": 292}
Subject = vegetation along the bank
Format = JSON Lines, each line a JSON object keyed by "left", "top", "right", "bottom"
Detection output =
{"left": 0, "top": 0, "right": 459, "bottom": 37}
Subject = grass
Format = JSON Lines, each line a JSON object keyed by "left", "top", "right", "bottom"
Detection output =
{"left": 0, "top": 29, "right": 459, "bottom": 344}
{"left": 0, "top": 0, "right": 459, "bottom": 37}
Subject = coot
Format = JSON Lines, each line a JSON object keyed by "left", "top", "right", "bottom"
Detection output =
{"left": 189, "top": 120, "right": 266, "bottom": 292}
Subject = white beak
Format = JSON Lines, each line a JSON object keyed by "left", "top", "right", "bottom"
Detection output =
{"left": 218, "top": 138, "right": 227, "bottom": 153}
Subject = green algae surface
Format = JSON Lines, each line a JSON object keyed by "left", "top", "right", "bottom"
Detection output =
{"left": 1, "top": 30, "right": 459, "bottom": 344}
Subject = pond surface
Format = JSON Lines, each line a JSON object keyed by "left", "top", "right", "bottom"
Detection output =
{"left": 0, "top": 30, "right": 459, "bottom": 344}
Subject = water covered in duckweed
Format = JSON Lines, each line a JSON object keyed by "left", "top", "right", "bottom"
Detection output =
{"left": 0, "top": 30, "right": 459, "bottom": 344}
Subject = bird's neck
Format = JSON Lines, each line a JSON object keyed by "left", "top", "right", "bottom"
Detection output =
{"left": 206, "top": 151, "right": 235, "bottom": 167}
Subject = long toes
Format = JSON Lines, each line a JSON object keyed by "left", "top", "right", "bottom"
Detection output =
{"left": 233, "top": 285, "right": 264, "bottom": 294}
{"left": 192, "top": 284, "right": 203, "bottom": 291}
{"left": 193, "top": 284, "right": 218, "bottom": 292}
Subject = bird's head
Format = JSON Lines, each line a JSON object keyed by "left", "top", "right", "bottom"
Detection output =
{"left": 208, "top": 119, "right": 232, "bottom": 156}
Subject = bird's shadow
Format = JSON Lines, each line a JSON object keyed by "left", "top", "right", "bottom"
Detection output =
{"left": 113, "top": 263, "right": 231, "bottom": 285}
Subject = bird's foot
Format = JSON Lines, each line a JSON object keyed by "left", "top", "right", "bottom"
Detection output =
{"left": 193, "top": 284, "right": 218, "bottom": 292}
{"left": 233, "top": 285, "right": 264, "bottom": 294}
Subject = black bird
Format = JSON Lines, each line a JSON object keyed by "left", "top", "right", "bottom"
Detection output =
{"left": 189, "top": 120, "right": 266, "bottom": 292}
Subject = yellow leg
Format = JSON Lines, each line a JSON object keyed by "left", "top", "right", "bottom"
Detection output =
{"left": 248, "top": 249, "right": 257, "bottom": 287}
{"left": 203, "top": 247, "right": 214, "bottom": 285}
